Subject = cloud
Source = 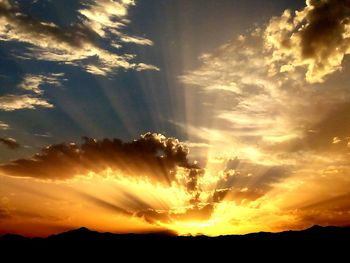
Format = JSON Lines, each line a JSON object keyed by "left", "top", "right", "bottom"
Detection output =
{"left": 0, "top": 94, "right": 53, "bottom": 111}
{"left": 0, "top": 0, "right": 158, "bottom": 75}
{"left": 179, "top": 31, "right": 311, "bottom": 154}
{"left": 0, "top": 133, "right": 199, "bottom": 183}
{"left": 179, "top": 7, "right": 350, "bottom": 168}
{"left": 78, "top": 0, "right": 153, "bottom": 46}
{"left": 18, "top": 73, "right": 65, "bottom": 95}
{"left": 0, "top": 72, "right": 64, "bottom": 111}
{"left": 78, "top": 0, "right": 135, "bottom": 37}
{"left": 119, "top": 34, "right": 154, "bottom": 46}
{"left": 176, "top": 2, "right": 350, "bottom": 233}
{"left": 0, "top": 137, "right": 19, "bottom": 149}
{"left": 135, "top": 209, "right": 171, "bottom": 224}
{"left": 135, "top": 63, "right": 161, "bottom": 72}
{"left": 0, "top": 121, "right": 9, "bottom": 130}
{"left": 79, "top": 189, "right": 213, "bottom": 225}
{"left": 2, "top": 132, "right": 277, "bottom": 227}
{"left": 264, "top": 0, "right": 350, "bottom": 83}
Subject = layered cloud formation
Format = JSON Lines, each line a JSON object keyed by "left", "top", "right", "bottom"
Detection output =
{"left": 178, "top": 0, "right": 350, "bottom": 233}
{"left": 0, "top": 0, "right": 158, "bottom": 75}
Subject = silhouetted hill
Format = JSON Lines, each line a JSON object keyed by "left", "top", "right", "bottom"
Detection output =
{"left": 1, "top": 225, "right": 349, "bottom": 259}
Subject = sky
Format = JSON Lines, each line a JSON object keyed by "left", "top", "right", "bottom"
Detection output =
{"left": 1, "top": 0, "right": 350, "bottom": 237}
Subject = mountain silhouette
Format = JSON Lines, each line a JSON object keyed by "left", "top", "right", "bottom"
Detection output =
{"left": 1, "top": 225, "right": 349, "bottom": 259}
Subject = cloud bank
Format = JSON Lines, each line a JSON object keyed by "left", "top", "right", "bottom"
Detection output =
{"left": 0, "top": 133, "right": 199, "bottom": 182}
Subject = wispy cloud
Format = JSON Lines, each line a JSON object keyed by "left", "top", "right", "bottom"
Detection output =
{"left": 0, "top": 72, "right": 65, "bottom": 111}
{"left": 0, "top": 94, "right": 53, "bottom": 111}
{"left": 0, "top": 137, "right": 19, "bottom": 149}
{"left": 0, "top": 0, "right": 158, "bottom": 75}
{"left": 78, "top": 0, "right": 135, "bottom": 38}
{"left": 18, "top": 73, "right": 65, "bottom": 95}
{"left": 119, "top": 34, "right": 154, "bottom": 46}
{"left": 0, "top": 121, "right": 9, "bottom": 130}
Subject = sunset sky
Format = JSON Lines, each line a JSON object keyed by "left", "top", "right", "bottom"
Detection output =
{"left": 1, "top": 0, "right": 350, "bottom": 237}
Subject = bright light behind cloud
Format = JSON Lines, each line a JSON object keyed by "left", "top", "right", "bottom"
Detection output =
{"left": 1, "top": 0, "right": 350, "bottom": 237}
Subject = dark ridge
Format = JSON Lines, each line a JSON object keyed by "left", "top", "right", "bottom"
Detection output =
{"left": 1, "top": 225, "right": 349, "bottom": 259}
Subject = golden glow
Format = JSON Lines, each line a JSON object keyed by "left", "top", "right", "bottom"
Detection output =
{"left": 2, "top": 154, "right": 349, "bottom": 237}
{"left": 1, "top": 0, "right": 350, "bottom": 237}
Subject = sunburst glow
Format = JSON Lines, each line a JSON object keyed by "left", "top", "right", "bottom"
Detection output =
{"left": 1, "top": 0, "right": 350, "bottom": 237}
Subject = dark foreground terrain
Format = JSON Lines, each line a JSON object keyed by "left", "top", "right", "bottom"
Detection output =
{"left": 1, "top": 225, "right": 349, "bottom": 259}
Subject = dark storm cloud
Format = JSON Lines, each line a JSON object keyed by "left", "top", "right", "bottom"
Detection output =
{"left": 0, "top": 133, "right": 200, "bottom": 185}
{"left": 0, "top": 137, "right": 19, "bottom": 149}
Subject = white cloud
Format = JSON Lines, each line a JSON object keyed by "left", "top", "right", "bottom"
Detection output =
{"left": 0, "top": 121, "right": 9, "bottom": 130}
{"left": 0, "top": 94, "right": 53, "bottom": 111}
{"left": 135, "top": 63, "right": 160, "bottom": 72}
{"left": 79, "top": 0, "right": 135, "bottom": 38}
{"left": 0, "top": 0, "right": 158, "bottom": 75}
{"left": 18, "top": 73, "right": 65, "bottom": 94}
{"left": 119, "top": 34, "right": 154, "bottom": 46}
